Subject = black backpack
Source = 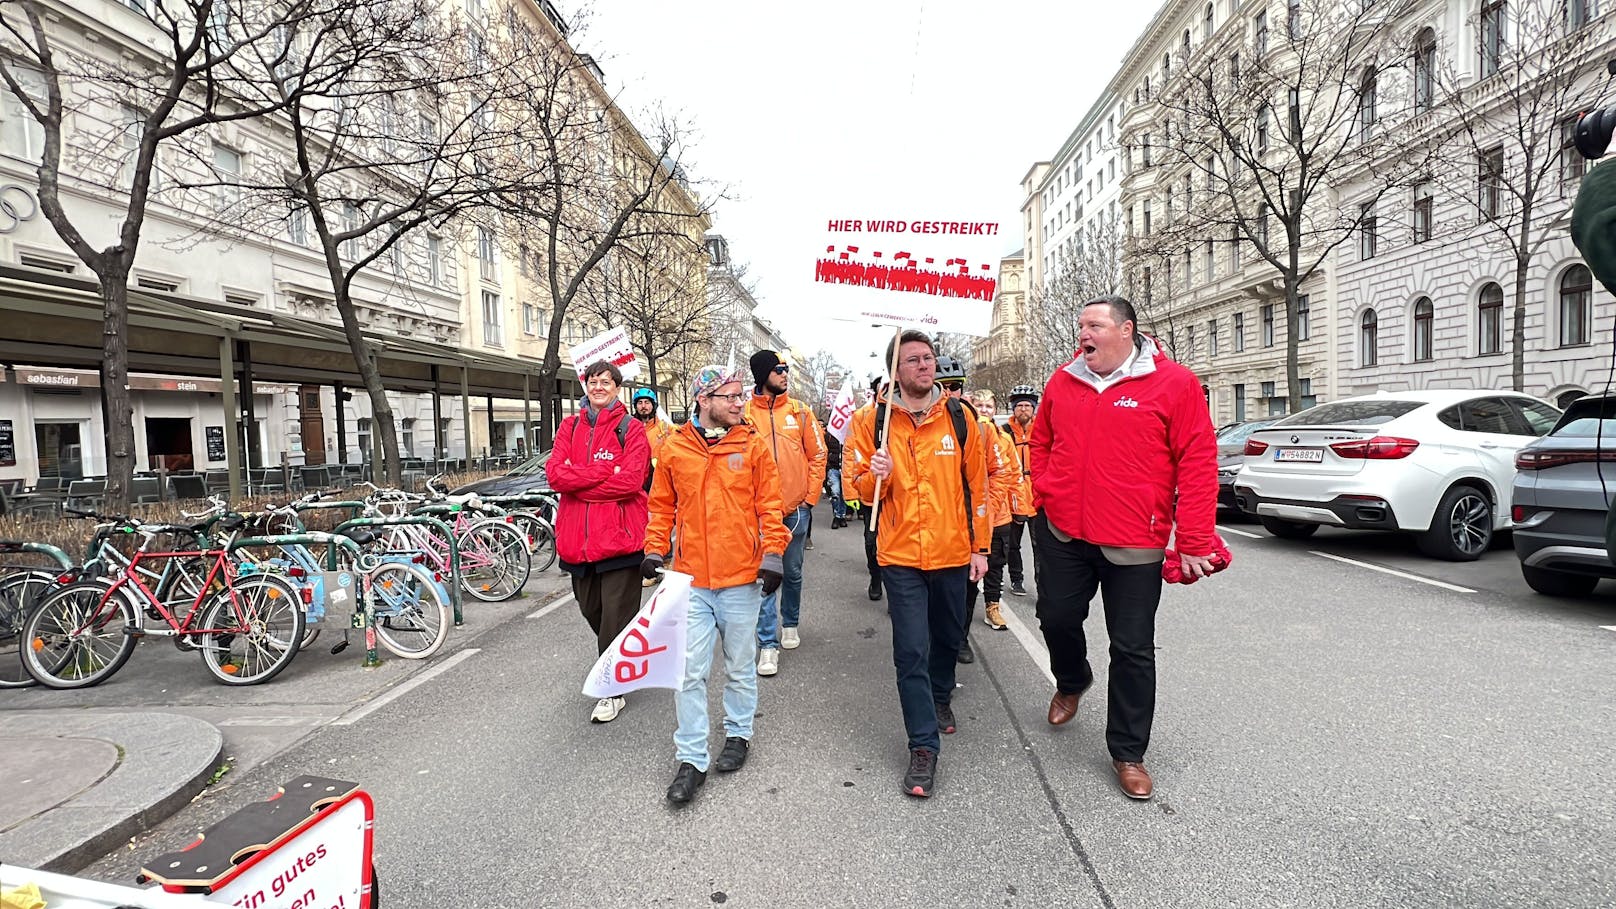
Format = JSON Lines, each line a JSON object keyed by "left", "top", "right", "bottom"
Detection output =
{"left": 868, "top": 396, "right": 978, "bottom": 548}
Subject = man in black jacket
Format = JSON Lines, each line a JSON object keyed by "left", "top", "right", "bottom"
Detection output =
{"left": 824, "top": 434, "right": 848, "bottom": 528}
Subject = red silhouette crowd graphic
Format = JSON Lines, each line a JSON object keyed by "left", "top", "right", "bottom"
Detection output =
{"left": 814, "top": 246, "right": 997, "bottom": 302}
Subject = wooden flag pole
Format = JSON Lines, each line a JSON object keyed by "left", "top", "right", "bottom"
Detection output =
{"left": 868, "top": 324, "right": 904, "bottom": 531}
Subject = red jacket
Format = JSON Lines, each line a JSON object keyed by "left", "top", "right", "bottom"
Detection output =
{"left": 1030, "top": 338, "right": 1219, "bottom": 555}
{"left": 545, "top": 400, "right": 651, "bottom": 572}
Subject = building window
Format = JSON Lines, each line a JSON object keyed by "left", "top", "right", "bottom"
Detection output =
{"left": 1234, "top": 383, "right": 1247, "bottom": 421}
{"left": 1479, "top": 0, "right": 1505, "bottom": 77}
{"left": 1560, "top": 264, "right": 1592, "bottom": 346}
{"left": 1301, "top": 377, "right": 1317, "bottom": 410}
{"left": 401, "top": 418, "right": 415, "bottom": 458}
{"left": 0, "top": 68, "right": 46, "bottom": 163}
{"left": 1287, "top": 0, "right": 1301, "bottom": 38}
{"left": 1257, "top": 105, "right": 1270, "bottom": 151}
{"left": 1143, "top": 266, "right": 1153, "bottom": 304}
{"left": 212, "top": 143, "right": 241, "bottom": 209}
{"left": 1413, "top": 297, "right": 1434, "bottom": 361}
{"left": 1567, "top": 0, "right": 1592, "bottom": 29}
{"left": 1413, "top": 28, "right": 1436, "bottom": 111}
{"left": 1479, "top": 146, "right": 1505, "bottom": 219}
{"left": 481, "top": 290, "right": 503, "bottom": 347}
{"left": 1142, "top": 132, "right": 1153, "bottom": 167}
{"left": 357, "top": 418, "right": 372, "bottom": 460}
{"left": 1261, "top": 303, "right": 1275, "bottom": 347}
{"left": 1208, "top": 319, "right": 1219, "bottom": 356}
{"left": 1254, "top": 10, "right": 1269, "bottom": 55}
{"left": 1204, "top": 2, "right": 1215, "bottom": 38}
{"left": 477, "top": 226, "right": 498, "bottom": 282}
{"left": 288, "top": 205, "right": 307, "bottom": 245}
{"left": 1234, "top": 311, "right": 1247, "bottom": 352}
{"left": 1357, "top": 67, "right": 1378, "bottom": 142}
{"left": 1230, "top": 226, "right": 1243, "bottom": 270}
{"left": 1204, "top": 241, "right": 1215, "bottom": 280}
{"left": 1478, "top": 282, "right": 1504, "bottom": 354}
{"left": 1563, "top": 115, "right": 1588, "bottom": 187}
{"left": 1413, "top": 181, "right": 1433, "bottom": 242}
{"left": 1360, "top": 309, "right": 1379, "bottom": 366}
{"left": 522, "top": 302, "right": 538, "bottom": 335}
{"left": 1296, "top": 294, "right": 1311, "bottom": 341}
{"left": 1359, "top": 202, "right": 1378, "bottom": 260}
{"left": 427, "top": 234, "right": 443, "bottom": 287}
{"left": 1143, "top": 199, "right": 1153, "bottom": 235}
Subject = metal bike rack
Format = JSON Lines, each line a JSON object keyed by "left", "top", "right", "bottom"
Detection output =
{"left": 0, "top": 541, "right": 76, "bottom": 572}
{"left": 229, "top": 532, "right": 380, "bottom": 666}
{"left": 333, "top": 515, "right": 463, "bottom": 627}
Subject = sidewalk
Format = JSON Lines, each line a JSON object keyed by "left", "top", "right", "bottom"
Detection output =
{"left": 0, "top": 711, "right": 222, "bottom": 873}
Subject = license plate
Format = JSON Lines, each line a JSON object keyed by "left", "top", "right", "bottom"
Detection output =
{"left": 1274, "top": 448, "right": 1324, "bottom": 463}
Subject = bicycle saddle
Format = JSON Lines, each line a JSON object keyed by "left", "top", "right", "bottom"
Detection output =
{"left": 340, "top": 527, "right": 378, "bottom": 545}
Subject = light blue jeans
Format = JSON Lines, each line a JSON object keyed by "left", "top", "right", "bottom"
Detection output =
{"left": 756, "top": 503, "right": 811, "bottom": 649}
{"left": 675, "top": 584, "right": 763, "bottom": 772}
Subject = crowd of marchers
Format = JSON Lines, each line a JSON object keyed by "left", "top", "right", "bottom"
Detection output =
{"left": 545, "top": 295, "right": 1225, "bottom": 805}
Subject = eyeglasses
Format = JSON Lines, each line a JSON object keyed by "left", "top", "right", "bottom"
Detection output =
{"left": 705, "top": 392, "right": 747, "bottom": 403}
{"left": 901, "top": 355, "right": 938, "bottom": 369}
{"left": 585, "top": 379, "right": 617, "bottom": 389}
{"left": 772, "top": 365, "right": 790, "bottom": 375}
{"left": 939, "top": 380, "right": 964, "bottom": 390}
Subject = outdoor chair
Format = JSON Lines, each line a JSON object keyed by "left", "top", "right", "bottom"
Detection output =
{"left": 169, "top": 474, "right": 208, "bottom": 500}
{"left": 66, "top": 479, "right": 107, "bottom": 511}
{"left": 131, "top": 477, "right": 162, "bottom": 503}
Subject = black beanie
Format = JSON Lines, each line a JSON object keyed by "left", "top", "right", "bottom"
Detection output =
{"left": 750, "top": 350, "right": 782, "bottom": 389}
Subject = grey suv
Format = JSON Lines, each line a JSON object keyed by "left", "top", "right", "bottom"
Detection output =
{"left": 1511, "top": 395, "right": 1616, "bottom": 596}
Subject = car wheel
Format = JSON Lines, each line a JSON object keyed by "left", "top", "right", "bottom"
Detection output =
{"left": 1417, "top": 485, "right": 1492, "bottom": 561}
{"left": 1259, "top": 516, "right": 1319, "bottom": 540}
{"left": 1520, "top": 564, "right": 1600, "bottom": 597}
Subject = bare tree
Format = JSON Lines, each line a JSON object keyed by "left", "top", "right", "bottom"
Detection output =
{"left": 1139, "top": 0, "right": 1427, "bottom": 411}
{"left": 794, "top": 349, "right": 848, "bottom": 421}
{"left": 1431, "top": 0, "right": 1609, "bottom": 390}
{"left": 1027, "top": 216, "right": 1125, "bottom": 377}
{"left": 0, "top": 0, "right": 341, "bottom": 506}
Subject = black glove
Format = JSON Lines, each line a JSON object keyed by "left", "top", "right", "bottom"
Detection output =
{"left": 759, "top": 569, "right": 783, "bottom": 595}
{"left": 640, "top": 555, "right": 664, "bottom": 580}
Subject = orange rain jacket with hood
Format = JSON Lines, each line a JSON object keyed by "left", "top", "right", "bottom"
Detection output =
{"left": 746, "top": 392, "right": 827, "bottom": 513}
{"left": 1005, "top": 418, "right": 1037, "bottom": 518}
{"left": 645, "top": 420, "right": 791, "bottom": 590}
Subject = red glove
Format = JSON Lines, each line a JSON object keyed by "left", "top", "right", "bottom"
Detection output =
{"left": 1162, "top": 536, "right": 1233, "bottom": 585}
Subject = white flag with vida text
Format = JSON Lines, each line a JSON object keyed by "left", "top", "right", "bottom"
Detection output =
{"left": 582, "top": 570, "right": 691, "bottom": 697}
{"left": 824, "top": 379, "right": 857, "bottom": 444}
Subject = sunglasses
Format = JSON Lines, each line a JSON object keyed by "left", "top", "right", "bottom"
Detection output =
{"left": 771, "top": 365, "right": 790, "bottom": 375}
{"left": 939, "top": 380, "right": 964, "bottom": 390}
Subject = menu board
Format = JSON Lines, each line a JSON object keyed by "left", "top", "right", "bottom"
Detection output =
{"left": 205, "top": 425, "right": 226, "bottom": 462}
{"left": 0, "top": 420, "right": 14, "bottom": 467}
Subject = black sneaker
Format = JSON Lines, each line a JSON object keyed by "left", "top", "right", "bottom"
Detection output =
{"left": 903, "top": 748, "right": 938, "bottom": 797}
{"left": 1009, "top": 581, "right": 1028, "bottom": 597}
{"left": 935, "top": 702, "right": 957, "bottom": 734}
{"left": 714, "top": 737, "right": 749, "bottom": 773}
{"left": 666, "top": 762, "right": 706, "bottom": 803}
{"left": 868, "top": 577, "right": 883, "bottom": 601}
{"left": 955, "top": 640, "right": 974, "bottom": 664}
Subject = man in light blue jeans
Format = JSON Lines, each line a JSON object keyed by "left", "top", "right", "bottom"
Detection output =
{"left": 675, "top": 585, "right": 763, "bottom": 778}
{"left": 755, "top": 503, "right": 809, "bottom": 670}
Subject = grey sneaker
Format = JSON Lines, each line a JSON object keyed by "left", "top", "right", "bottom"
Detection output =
{"left": 781, "top": 627, "right": 801, "bottom": 650}
{"left": 757, "top": 648, "right": 780, "bottom": 677}
{"left": 903, "top": 748, "right": 937, "bottom": 797}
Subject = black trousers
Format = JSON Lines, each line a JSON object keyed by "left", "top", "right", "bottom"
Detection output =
{"left": 862, "top": 509, "right": 881, "bottom": 583}
{"left": 964, "top": 523, "right": 1013, "bottom": 631}
{"left": 1030, "top": 512, "right": 1163, "bottom": 762}
{"left": 1005, "top": 519, "right": 1027, "bottom": 585}
{"left": 572, "top": 565, "right": 644, "bottom": 656}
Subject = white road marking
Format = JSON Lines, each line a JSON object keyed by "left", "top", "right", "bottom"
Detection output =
{"left": 528, "top": 592, "right": 575, "bottom": 620}
{"left": 1217, "top": 524, "right": 1262, "bottom": 540}
{"left": 1001, "top": 600, "right": 1056, "bottom": 687}
{"left": 332, "top": 648, "right": 480, "bottom": 726}
{"left": 218, "top": 716, "right": 327, "bottom": 727}
{"left": 1307, "top": 551, "right": 1476, "bottom": 594}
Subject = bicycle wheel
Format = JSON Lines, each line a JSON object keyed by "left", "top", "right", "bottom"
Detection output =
{"left": 368, "top": 562, "right": 450, "bottom": 659}
{"left": 456, "top": 521, "right": 531, "bottom": 602}
{"left": 0, "top": 571, "right": 58, "bottom": 688}
{"left": 508, "top": 513, "right": 557, "bottom": 573}
{"left": 195, "top": 575, "right": 305, "bottom": 686}
{"left": 21, "top": 581, "right": 140, "bottom": 690}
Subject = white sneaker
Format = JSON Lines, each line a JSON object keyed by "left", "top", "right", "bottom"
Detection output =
{"left": 590, "top": 696, "right": 624, "bottom": 723}
{"left": 781, "top": 627, "right": 801, "bottom": 650}
{"left": 757, "top": 648, "right": 780, "bottom": 677}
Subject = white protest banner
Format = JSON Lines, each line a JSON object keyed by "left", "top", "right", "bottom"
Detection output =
{"left": 568, "top": 325, "right": 640, "bottom": 382}
{"left": 582, "top": 569, "right": 691, "bottom": 697}
{"left": 812, "top": 215, "right": 1004, "bottom": 337}
{"left": 824, "top": 379, "right": 857, "bottom": 444}
{"left": 203, "top": 791, "right": 375, "bottom": 909}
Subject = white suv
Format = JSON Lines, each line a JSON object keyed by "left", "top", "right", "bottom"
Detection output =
{"left": 1231, "top": 390, "right": 1561, "bottom": 560}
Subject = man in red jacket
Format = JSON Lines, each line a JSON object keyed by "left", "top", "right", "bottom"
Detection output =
{"left": 545, "top": 360, "right": 652, "bottom": 725}
{"left": 1029, "top": 296, "right": 1218, "bottom": 802}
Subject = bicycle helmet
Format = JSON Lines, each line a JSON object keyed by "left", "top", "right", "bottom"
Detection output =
{"left": 631, "top": 388, "right": 658, "bottom": 404}
{"left": 1009, "top": 384, "right": 1039, "bottom": 407}
{"left": 935, "top": 355, "right": 967, "bottom": 384}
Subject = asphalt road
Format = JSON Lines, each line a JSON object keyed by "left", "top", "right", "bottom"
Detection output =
{"left": 78, "top": 505, "right": 1616, "bottom": 907}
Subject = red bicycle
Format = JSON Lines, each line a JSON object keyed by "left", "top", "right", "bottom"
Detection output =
{"left": 21, "top": 515, "right": 305, "bottom": 689}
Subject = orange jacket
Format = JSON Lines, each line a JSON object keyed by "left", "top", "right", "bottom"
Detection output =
{"left": 640, "top": 417, "right": 677, "bottom": 464}
{"left": 746, "top": 393, "right": 827, "bottom": 512}
{"left": 981, "top": 414, "right": 1017, "bottom": 529}
{"left": 842, "top": 402, "right": 877, "bottom": 506}
{"left": 1006, "top": 418, "right": 1036, "bottom": 518}
{"left": 847, "top": 391, "right": 991, "bottom": 570}
{"left": 645, "top": 421, "right": 790, "bottom": 590}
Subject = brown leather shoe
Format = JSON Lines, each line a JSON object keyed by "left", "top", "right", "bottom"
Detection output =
{"left": 1112, "top": 760, "right": 1154, "bottom": 800}
{"left": 1047, "top": 690, "right": 1082, "bottom": 725}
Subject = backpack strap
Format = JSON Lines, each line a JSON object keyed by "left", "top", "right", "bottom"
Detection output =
{"left": 615, "top": 412, "right": 634, "bottom": 449}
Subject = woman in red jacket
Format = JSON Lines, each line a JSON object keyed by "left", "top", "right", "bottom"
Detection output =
{"left": 545, "top": 360, "right": 652, "bottom": 724}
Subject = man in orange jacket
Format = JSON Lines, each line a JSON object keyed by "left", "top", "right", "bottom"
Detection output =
{"left": 1004, "top": 384, "right": 1040, "bottom": 596}
{"left": 965, "top": 388, "right": 1018, "bottom": 638}
{"left": 745, "top": 350, "right": 826, "bottom": 675}
{"left": 644, "top": 365, "right": 790, "bottom": 805}
{"left": 847, "top": 330, "right": 990, "bottom": 798}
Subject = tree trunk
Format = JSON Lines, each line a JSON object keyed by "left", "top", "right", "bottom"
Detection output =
{"left": 99, "top": 275, "right": 135, "bottom": 510}
{"left": 1511, "top": 254, "right": 1529, "bottom": 392}
{"left": 1284, "top": 272, "right": 1302, "bottom": 414}
{"left": 536, "top": 371, "right": 557, "bottom": 449}
{"left": 647, "top": 353, "right": 659, "bottom": 398}
{"left": 332, "top": 294, "right": 401, "bottom": 485}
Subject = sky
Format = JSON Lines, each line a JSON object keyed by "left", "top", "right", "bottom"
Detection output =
{"left": 569, "top": 0, "right": 1162, "bottom": 380}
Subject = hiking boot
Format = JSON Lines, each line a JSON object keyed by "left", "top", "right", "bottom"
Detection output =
{"left": 590, "top": 696, "right": 624, "bottom": 723}
{"left": 757, "top": 648, "right": 780, "bottom": 677}
{"left": 903, "top": 748, "right": 938, "bottom": 798}
{"left": 781, "top": 627, "right": 801, "bottom": 650}
{"left": 983, "top": 602, "right": 1008, "bottom": 630}
{"left": 714, "top": 737, "right": 750, "bottom": 773}
{"left": 936, "top": 702, "right": 957, "bottom": 734}
{"left": 1009, "top": 581, "right": 1028, "bottom": 597}
{"left": 666, "top": 762, "right": 706, "bottom": 803}
{"left": 956, "top": 640, "right": 975, "bottom": 664}
{"left": 868, "top": 577, "right": 883, "bottom": 601}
